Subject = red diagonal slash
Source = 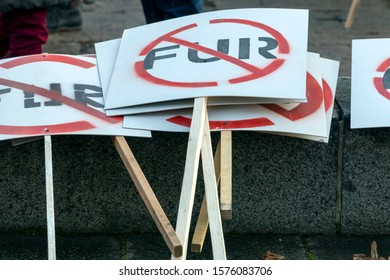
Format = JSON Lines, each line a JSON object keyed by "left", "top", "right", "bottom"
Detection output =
{"left": 135, "top": 19, "right": 289, "bottom": 87}
{"left": 166, "top": 116, "right": 274, "bottom": 130}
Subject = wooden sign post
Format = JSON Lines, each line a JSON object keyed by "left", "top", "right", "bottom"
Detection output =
{"left": 172, "top": 97, "right": 226, "bottom": 260}
{"left": 220, "top": 131, "right": 232, "bottom": 220}
{"left": 191, "top": 130, "right": 232, "bottom": 253}
{"left": 345, "top": 0, "right": 361, "bottom": 29}
{"left": 112, "top": 136, "right": 183, "bottom": 257}
{"left": 44, "top": 135, "right": 56, "bottom": 260}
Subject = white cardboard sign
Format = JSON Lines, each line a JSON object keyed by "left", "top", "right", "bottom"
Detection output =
{"left": 0, "top": 54, "right": 151, "bottom": 141}
{"left": 96, "top": 38, "right": 308, "bottom": 116}
{"left": 123, "top": 54, "right": 339, "bottom": 142}
{"left": 95, "top": 37, "right": 305, "bottom": 116}
{"left": 351, "top": 38, "right": 390, "bottom": 129}
{"left": 103, "top": 8, "right": 309, "bottom": 110}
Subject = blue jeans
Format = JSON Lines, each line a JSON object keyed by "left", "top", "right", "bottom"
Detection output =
{"left": 141, "top": 0, "right": 203, "bottom": 23}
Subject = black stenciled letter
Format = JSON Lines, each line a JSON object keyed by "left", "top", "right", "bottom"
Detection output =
{"left": 188, "top": 39, "right": 229, "bottom": 63}
{"left": 74, "top": 84, "right": 103, "bottom": 108}
{"left": 24, "top": 91, "right": 40, "bottom": 108}
{"left": 239, "top": 38, "right": 250, "bottom": 59}
{"left": 144, "top": 44, "right": 180, "bottom": 70}
{"left": 258, "top": 37, "right": 278, "bottom": 59}
{"left": 0, "top": 87, "right": 11, "bottom": 103}
{"left": 44, "top": 83, "right": 62, "bottom": 106}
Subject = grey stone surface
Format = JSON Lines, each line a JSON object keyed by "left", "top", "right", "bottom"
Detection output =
{"left": 222, "top": 127, "right": 339, "bottom": 235}
{"left": 337, "top": 78, "right": 390, "bottom": 234}
{"left": 0, "top": 128, "right": 339, "bottom": 234}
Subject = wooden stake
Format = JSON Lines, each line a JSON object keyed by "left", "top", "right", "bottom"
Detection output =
{"left": 345, "top": 0, "right": 361, "bottom": 29}
{"left": 112, "top": 136, "right": 182, "bottom": 258}
{"left": 220, "top": 130, "right": 232, "bottom": 219}
{"left": 172, "top": 97, "right": 207, "bottom": 260}
{"left": 44, "top": 135, "right": 56, "bottom": 260}
{"left": 191, "top": 138, "right": 221, "bottom": 253}
{"left": 201, "top": 114, "right": 226, "bottom": 260}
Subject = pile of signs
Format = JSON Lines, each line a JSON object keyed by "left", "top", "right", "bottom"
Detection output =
{"left": 0, "top": 8, "right": 340, "bottom": 260}
{"left": 93, "top": 8, "right": 340, "bottom": 260}
{"left": 96, "top": 8, "right": 339, "bottom": 143}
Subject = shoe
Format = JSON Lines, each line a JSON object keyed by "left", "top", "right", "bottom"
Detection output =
{"left": 46, "top": 5, "right": 82, "bottom": 32}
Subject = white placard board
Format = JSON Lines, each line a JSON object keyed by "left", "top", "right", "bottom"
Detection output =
{"left": 103, "top": 8, "right": 309, "bottom": 110}
{"left": 0, "top": 54, "right": 151, "bottom": 141}
{"left": 94, "top": 37, "right": 305, "bottom": 115}
{"left": 351, "top": 38, "right": 390, "bottom": 129}
{"left": 123, "top": 54, "right": 339, "bottom": 142}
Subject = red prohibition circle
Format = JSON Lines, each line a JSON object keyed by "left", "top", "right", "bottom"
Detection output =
{"left": 166, "top": 72, "right": 323, "bottom": 129}
{"left": 373, "top": 58, "right": 390, "bottom": 100}
{"left": 262, "top": 72, "right": 323, "bottom": 121}
{"left": 134, "top": 18, "right": 290, "bottom": 88}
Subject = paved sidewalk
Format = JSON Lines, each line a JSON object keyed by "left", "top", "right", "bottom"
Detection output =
{"left": 1, "top": 233, "right": 390, "bottom": 260}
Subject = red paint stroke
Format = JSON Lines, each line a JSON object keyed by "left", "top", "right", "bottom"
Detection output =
{"left": 166, "top": 116, "right": 274, "bottom": 130}
{"left": 262, "top": 72, "right": 323, "bottom": 121}
{"left": 0, "top": 54, "right": 96, "bottom": 69}
{"left": 376, "top": 57, "right": 390, "bottom": 72}
{"left": 322, "top": 78, "right": 333, "bottom": 112}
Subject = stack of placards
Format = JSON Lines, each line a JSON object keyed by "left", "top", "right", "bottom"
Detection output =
{"left": 96, "top": 8, "right": 340, "bottom": 143}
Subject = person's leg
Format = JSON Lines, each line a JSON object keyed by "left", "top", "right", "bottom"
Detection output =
{"left": 142, "top": 0, "right": 203, "bottom": 24}
{"left": 156, "top": 0, "right": 203, "bottom": 21}
{"left": 7, "top": 9, "right": 48, "bottom": 57}
{"left": 0, "top": 13, "right": 10, "bottom": 58}
{"left": 46, "top": 3, "right": 82, "bottom": 32}
{"left": 141, "top": 0, "right": 163, "bottom": 24}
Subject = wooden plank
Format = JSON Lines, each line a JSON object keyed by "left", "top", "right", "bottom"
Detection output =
{"left": 220, "top": 130, "right": 232, "bottom": 219}
{"left": 201, "top": 113, "right": 226, "bottom": 260}
{"left": 112, "top": 136, "right": 182, "bottom": 258}
{"left": 44, "top": 135, "right": 56, "bottom": 260}
{"left": 172, "top": 97, "right": 207, "bottom": 260}
{"left": 345, "top": 0, "right": 361, "bottom": 29}
{"left": 191, "top": 139, "right": 221, "bottom": 253}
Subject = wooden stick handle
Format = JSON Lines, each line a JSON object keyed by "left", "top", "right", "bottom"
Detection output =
{"left": 191, "top": 139, "right": 221, "bottom": 253}
{"left": 112, "top": 136, "right": 182, "bottom": 258}
{"left": 220, "top": 130, "right": 232, "bottom": 219}
{"left": 172, "top": 97, "right": 208, "bottom": 260}
{"left": 345, "top": 0, "right": 361, "bottom": 29}
{"left": 44, "top": 135, "right": 56, "bottom": 260}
